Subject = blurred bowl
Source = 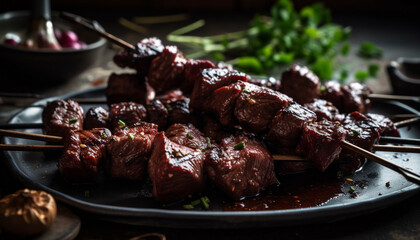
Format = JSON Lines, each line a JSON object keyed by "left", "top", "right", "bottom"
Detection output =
{"left": 387, "top": 57, "right": 420, "bottom": 95}
{"left": 0, "top": 11, "right": 106, "bottom": 82}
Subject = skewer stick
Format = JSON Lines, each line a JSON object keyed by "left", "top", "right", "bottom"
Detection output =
{"left": 379, "top": 136, "right": 420, "bottom": 145}
{"left": 372, "top": 145, "right": 420, "bottom": 153}
{"left": 390, "top": 114, "right": 420, "bottom": 119}
{"left": 340, "top": 140, "right": 420, "bottom": 185}
{"left": 368, "top": 93, "right": 420, "bottom": 104}
{"left": 0, "top": 144, "right": 63, "bottom": 151}
{"left": 0, "top": 129, "right": 62, "bottom": 143}
{"left": 394, "top": 117, "right": 420, "bottom": 128}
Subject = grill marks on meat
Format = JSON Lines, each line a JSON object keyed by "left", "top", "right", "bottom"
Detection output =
{"left": 84, "top": 107, "right": 110, "bottom": 130}
{"left": 304, "top": 99, "right": 344, "bottom": 122}
{"left": 367, "top": 113, "right": 400, "bottom": 137}
{"left": 147, "top": 46, "right": 187, "bottom": 94}
{"left": 107, "top": 123, "right": 158, "bottom": 181}
{"left": 42, "top": 100, "right": 84, "bottom": 137}
{"left": 234, "top": 83, "right": 292, "bottom": 134}
{"left": 59, "top": 128, "right": 111, "bottom": 181}
{"left": 166, "top": 124, "right": 207, "bottom": 150}
{"left": 280, "top": 64, "right": 321, "bottom": 104}
{"left": 268, "top": 102, "right": 317, "bottom": 148}
{"left": 296, "top": 120, "right": 346, "bottom": 172}
{"left": 181, "top": 59, "right": 215, "bottom": 93}
{"left": 148, "top": 132, "right": 205, "bottom": 202}
{"left": 106, "top": 73, "right": 153, "bottom": 105}
{"left": 109, "top": 102, "right": 147, "bottom": 130}
{"left": 113, "top": 37, "right": 164, "bottom": 75}
{"left": 206, "top": 135, "right": 278, "bottom": 200}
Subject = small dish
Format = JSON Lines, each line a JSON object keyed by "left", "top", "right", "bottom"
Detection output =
{"left": 387, "top": 57, "right": 420, "bottom": 95}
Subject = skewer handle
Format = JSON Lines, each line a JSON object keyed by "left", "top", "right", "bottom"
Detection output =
{"left": 394, "top": 117, "right": 420, "bottom": 128}
{"left": 0, "top": 144, "right": 63, "bottom": 151}
{"left": 372, "top": 145, "right": 420, "bottom": 153}
{"left": 379, "top": 136, "right": 420, "bottom": 145}
{"left": 368, "top": 93, "right": 420, "bottom": 103}
{"left": 0, "top": 123, "right": 43, "bottom": 129}
{"left": 0, "top": 129, "right": 62, "bottom": 143}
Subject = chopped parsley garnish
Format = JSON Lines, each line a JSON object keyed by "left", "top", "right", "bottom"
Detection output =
{"left": 84, "top": 190, "right": 90, "bottom": 198}
{"left": 191, "top": 199, "right": 201, "bottom": 206}
{"left": 186, "top": 133, "right": 194, "bottom": 139}
{"left": 351, "top": 130, "right": 361, "bottom": 136}
{"left": 234, "top": 141, "right": 245, "bottom": 150}
{"left": 128, "top": 133, "right": 134, "bottom": 140}
{"left": 243, "top": 88, "right": 250, "bottom": 93}
{"left": 118, "top": 120, "right": 126, "bottom": 127}
{"left": 102, "top": 132, "right": 108, "bottom": 138}
{"left": 206, "top": 137, "right": 211, "bottom": 148}
{"left": 349, "top": 186, "right": 356, "bottom": 193}
{"left": 69, "top": 118, "right": 78, "bottom": 123}
{"left": 183, "top": 204, "right": 194, "bottom": 210}
{"left": 201, "top": 196, "right": 210, "bottom": 209}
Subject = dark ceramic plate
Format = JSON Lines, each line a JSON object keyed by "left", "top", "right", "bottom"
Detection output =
{"left": 2, "top": 86, "right": 420, "bottom": 228}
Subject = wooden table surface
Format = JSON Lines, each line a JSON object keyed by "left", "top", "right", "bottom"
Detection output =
{"left": 1, "top": 9, "right": 420, "bottom": 240}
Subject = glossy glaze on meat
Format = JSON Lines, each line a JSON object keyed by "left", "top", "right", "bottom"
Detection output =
{"left": 165, "top": 123, "right": 208, "bottom": 150}
{"left": 106, "top": 73, "right": 152, "bottom": 105}
{"left": 84, "top": 107, "right": 110, "bottom": 130}
{"left": 42, "top": 100, "right": 84, "bottom": 137}
{"left": 304, "top": 99, "right": 344, "bottom": 122}
{"left": 109, "top": 102, "right": 147, "bottom": 130}
{"left": 181, "top": 59, "right": 215, "bottom": 93}
{"left": 167, "top": 98, "right": 200, "bottom": 127}
{"left": 367, "top": 113, "right": 400, "bottom": 137}
{"left": 146, "top": 100, "right": 169, "bottom": 130}
{"left": 247, "top": 77, "right": 281, "bottom": 91}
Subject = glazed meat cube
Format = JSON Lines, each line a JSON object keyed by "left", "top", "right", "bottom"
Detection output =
{"left": 280, "top": 64, "right": 321, "bottom": 104}
{"left": 247, "top": 77, "right": 281, "bottom": 91}
{"left": 146, "top": 100, "right": 169, "bottom": 130}
{"left": 304, "top": 99, "right": 345, "bottom": 122}
{"left": 109, "top": 102, "right": 147, "bottom": 130}
{"left": 155, "top": 89, "right": 186, "bottom": 104}
{"left": 113, "top": 37, "right": 164, "bottom": 75}
{"left": 107, "top": 123, "right": 158, "bottom": 181}
{"left": 84, "top": 107, "right": 110, "bottom": 130}
{"left": 166, "top": 123, "right": 207, "bottom": 150}
{"left": 147, "top": 46, "right": 187, "bottom": 94}
{"left": 59, "top": 128, "right": 111, "bottom": 181}
{"left": 341, "top": 82, "right": 372, "bottom": 113}
{"left": 181, "top": 59, "right": 215, "bottom": 93}
{"left": 148, "top": 132, "right": 206, "bottom": 202}
{"left": 167, "top": 98, "right": 199, "bottom": 127}
{"left": 321, "top": 81, "right": 343, "bottom": 110}
{"left": 296, "top": 120, "right": 346, "bottom": 171}
{"left": 42, "top": 100, "right": 84, "bottom": 137}
{"left": 367, "top": 113, "right": 400, "bottom": 137}
{"left": 206, "top": 135, "right": 278, "bottom": 200}
{"left": 234, "top": 83, "right": 292, "bottom": 134}
{"left": 202, "top": 115, "right": 231, "bottom": 144}
{"left": 267, "top": 102, "right": 317, "bottom": 148}
{"left": 106, "top": 73, "right": 153, "bottom": 105}
{"left": 190, "top": 68, "right": 247, "bottom": 110}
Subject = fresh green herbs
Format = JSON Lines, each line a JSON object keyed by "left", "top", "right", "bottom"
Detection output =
{"left": 355, "top": 71, "right": 370, "bottom": 82}
{"left": 102, "top": 132, "right": 108, "bottom": 138}
{"left": 206, "top": 137, "right": 211, "bottom": 148}
{"left": 186, "top": 133, "right": 194, "bottom": 139}
{"left": 128, "top": 133, "right": 134, "bottom": 140}
{"left": 358, "top": 41, "right": 383, "bottom": 59}
{"left": 84, "top": 190, "right": 90, "bottom": 198}
{"left": 182, "top": 196, "right": 210, "bottom": 210}
{"left": 69, "top": 118, "right": 78, "bottom": 123}
{"left": 118, "top": 120, "right": 126, "bottom": 127}
{"left": 234, "top": 141, "right": 245, "bottom": 150}
{"left": 349, "top": 186, "right": 356, "bottom": 193}
{"left": 351, "top": 130, "right": 361, "bottom": 136}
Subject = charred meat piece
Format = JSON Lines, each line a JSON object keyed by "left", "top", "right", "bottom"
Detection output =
{"left": 304, "top": 99, "right": 345, "bottom": 122}
{"left": 109, "top": 102, "right": 147, "bottom": 130}
{"left": 155, "top": 89, "right": 186, "bottom": 104}
{"left": 202, "top": 115, "right": 231, "bottom": 144}
{"left": 146, "top": 100, "right": 169, "bottom": 130}
{"left": 267, "top": 102, "right": 317, "bottom": 148}
{"left": 166, "top": 123, "right": 207, "bottom": 150}
{"left": 167, "top": 98, "right": 199, "bottom": 127}
{"left": 181, "top": 59, "right": 215, "bottom": 93}
{"left": 206, "top": 135, "right": 278, "bottom": 200}
{"left": 113, "top": 37, "right": 164, "bottom": 75}
{"left": 296, "top": 120, "right": 346, "bottom": 172}
{"left": 148, "top": 132, "right": 206, "bottom": 202}
{"left": 147, "top": 46, "right": 187, "bottom": 94}
{"left": 190, "top": 68, "right": 247, "bottom": 110}
{"left": 280, "top": 64, "right": 321, "bottom": 104}
{"left": 84, "top": 107, "right": 110, "bottom": 130}
{"left": 234, "top": 83, "right": 292, "bottom": 134}
{"left": 341, "top": 82, "right": 372, "bottom": 114}
{"left": 106, "top": 73, "right": 153, "bottom": 105}
{"left": 59, "top": 128, "right": 111, "bottom": 181}
{"left": 107, "top": 123, "right": 158, "bottom": 181}
{"left": 42, "top": 100, "right": 84, "bottom": 137}
{"left": 247, "top": 77, "right": 281, "bottom": 91}
{"left": 321, "top": 81, "right": 343, "bottom": 110}
{"left": 367, "top": 113, "right": 400, "bottom": 137}
{"left": 339, "top": 112, "right": 381, "bottom": 173}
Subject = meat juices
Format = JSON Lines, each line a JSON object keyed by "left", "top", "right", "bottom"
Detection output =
{"left": 106, "top": 73, "right": 152, "bottom": 105}
{"left": 148, "top": 132, "right": 206, "bottom": 202}
{"left": 84, "top": 107, "right": 110, "bottom": 130}
{"left": 296, "top": 120, "right": 346, "bottom": 172}
{"left": 267, "top": 102, "right": 317, "bottom": 148}
{"left": 304, "top": 99, "right": 345, "bottom": 122}
{"left": 59, "top": 128, "right": 111, "bottom": 181}
{"left": 107, "top": 123, "right": 158, "bottom": 181}
{"left": 165, "top": 123, "right": 208, "bottom": 150}
{"left": 280, "top": 64, "right": 321, "bottom": 104}
{"left": 42, "top": 100, "right": 84, "bottom": 137}
{"left": 109, "top": 102, "right": 147, "bottom": 130}
{"left": 147, "top": 46, "right": 187, "bottom": 94}
{"left": 181, "top": 59, "right": 215, "bottom": 93}
{"left": 206, "top": 135, "right": 278, "bottom": 200}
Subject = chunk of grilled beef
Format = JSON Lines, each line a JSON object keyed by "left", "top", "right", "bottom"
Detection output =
{"left": 59, "top": 128, "right": 111, "bottom": 181}
{"left": 106, "top": 73, "right": 153, "bottom": 105}
{"left": 155, "top": 89, "right": 186, "bottom": 104}
{"left": 206, "top": 135, "right": 278, "bottom": 200}
{"left": 42, "top": 100, "right": 84, "bottom": 137}
{"left": 202, "top": 115, "right": 231, "bottom": 144}
{"left": 113, "top": 37, "right": 164, "bottom": 75}
{"left": 367, "top": 113, "right": 400, "bottom": 137}
{"left": 247, "top": 77, "right": 281, "bottom": 91}
{"left": 280, "top": 64, "right": 321, "bottom": 104}
{"left": 296, "top": 120, "right": 346, "bottom": 172}
{"left": 234, "top": 83, "right": 292, "bottom": 134}
{"left": 338, "top": 112, "right": 381, "bottom": 173}
{"left": 304, "top": 99, "right": 345, "bottom": 122}
{"left": 109, "top": 102, "right": 147, "bottom": 131}
{"left": 146, "top": 100, "right": 169, "bottom": 130}
{"left": 107, "top": 123, "right": 158, "bottom": 181}
{"left": 190, "top": 68, "right": 247, "bottom": 110}
{"left": 148, "top": 132, "right": 206, "bottom": 202}
{"left": 341, "top": 82, "right": 372, "bottom": 114}
{"left": 321, "top": 81, "right": 343, "bottom": 110}
{"left": 181, "top": 59, "right": 215, "bottom": 93}
{"left": 267, "top": 102, "right": 317, "bottom": 148}
{"left": 166, "top": 123, "right": 207, "bottom": 150}
{"left": 84, "top": 107, "right": 110, "bottom": 130}
{"left": 167, "top": 98, "right": 199, "bottom": 127}
{"left": 147, "top": 46, "right": 187, "bottom": 94}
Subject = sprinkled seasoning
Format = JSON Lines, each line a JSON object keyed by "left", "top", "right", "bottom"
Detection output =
{"left": 80, "top": 144, "right": 87, "bottom": 148}
{"left": 118, "top": 120, "right": 126, "bottom": 127}
{"left": 186, "top": 133, "right": 194, "bottom": 139}
{"left": 102, "top": 132, "right": 108, "bottom": 138}
{"left": 128, "top": 133, "right": 134, "bottom": 140}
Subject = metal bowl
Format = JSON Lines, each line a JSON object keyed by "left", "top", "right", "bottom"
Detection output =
{"left": 387, "top": 57, "right": 420, "bottom": 95}
{"left": 0, "top": 11, "right": 106, "bottom": 82}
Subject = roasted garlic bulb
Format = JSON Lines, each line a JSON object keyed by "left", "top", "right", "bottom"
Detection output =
{"left": 0, "top": 189, "right": 57, "bottom": 237}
